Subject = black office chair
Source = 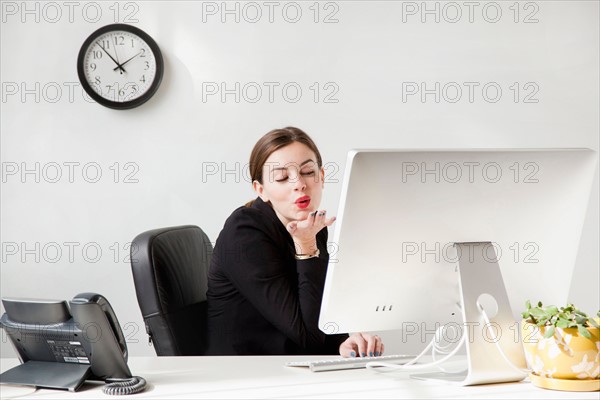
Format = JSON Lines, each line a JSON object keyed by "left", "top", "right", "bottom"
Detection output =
{"left": 130, "top": 225, "right": 212, "bottom": 356}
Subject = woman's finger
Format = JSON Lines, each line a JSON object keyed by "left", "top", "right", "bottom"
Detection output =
{"left": 339, "top": 339, "right": 358, "bottom": 358}
{"left": 352, "top": 333, "right": 367, "bottom": 357}
{"left": 374, "top": 335, "right": 383, "bottom": 357}
{"left": 287, "top": 221, "right": 297, "bottom": 233}
{"left": 307, "top": 210, "right": 317, "bottom": 227}
{"left": 316, "top": 210, "right": 326, "bottom": 225}
{"left": 365, "top": 334, "right": 377, "bottom": 357}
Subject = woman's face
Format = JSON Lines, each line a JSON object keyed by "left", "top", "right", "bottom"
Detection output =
{"left": 253, "top": 141, "right": 325, "bottom": 227}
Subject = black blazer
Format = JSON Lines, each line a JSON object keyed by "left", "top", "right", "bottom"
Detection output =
{"left": 206, "top": 197, "right": 348, "bottom": 355}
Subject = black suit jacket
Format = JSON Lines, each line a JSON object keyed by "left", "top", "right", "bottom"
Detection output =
{"left": 206, "top": 197, "right": 348, "bottom": 355}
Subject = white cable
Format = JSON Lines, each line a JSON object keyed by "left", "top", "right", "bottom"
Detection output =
{"left": 477, "top": 303, "right": 531, "bottom": 375}
{"left": 366, "top": 323, "right": 467, "bottom": 372}
{"left": 432, "top": 324, "right": 468, "bottom": 374}
{"left": 366, "top": 301, "right": 533, "bottom": 375}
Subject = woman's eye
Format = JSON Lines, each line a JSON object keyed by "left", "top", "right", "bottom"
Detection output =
{"left": 274, "top": 171, "right": 315, "bottom": 182}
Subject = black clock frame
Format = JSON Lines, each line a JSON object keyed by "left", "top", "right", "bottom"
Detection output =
{"left": 77, "top": 24, "right": 164, "bottom": 110}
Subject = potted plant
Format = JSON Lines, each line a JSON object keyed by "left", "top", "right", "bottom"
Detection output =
{"left": 521, "top": 300, "right": 599, "bottom": 391}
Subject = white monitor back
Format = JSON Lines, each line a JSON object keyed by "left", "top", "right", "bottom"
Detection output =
{"left": 319, "top": 149, "right": 597, "bottom": 335}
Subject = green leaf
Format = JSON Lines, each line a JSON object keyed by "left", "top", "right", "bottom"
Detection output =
{"left": 538, "top": 301, "right": 543, "bottom": 307}
{"left": 525, "top": 300, "right": 531, "bottom": 310}
{"left": 529, "top": 308, "right": 546, "bottom": 318}
{"left": 563, "top": 305, "right": 574, "bottom": 313}
{"left": 547, "top": 306, "right": 559, "bottom": 315}
{"left": 588, "top": 318, "right": 599, "bottom": 328}
{"left": 556, "top": 318, "right": 569, "bottom": 328}
{"left": 543, "top": 326, "right": 555, "bottom": 339}
{"left": 577, "top": 324, "right": 592, "bottom": 339}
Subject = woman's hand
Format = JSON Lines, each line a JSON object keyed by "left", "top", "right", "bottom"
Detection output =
{"left": 339, "top": 333, "right": 384, "bottom": 358}
{"left": 286, "top": 210, "right": 336, "bottom": 254}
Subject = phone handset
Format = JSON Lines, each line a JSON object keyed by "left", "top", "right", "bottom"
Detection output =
{"left": 69, "top": 293, "right": 145, "bottom": 395}
{"left": 71, "top": 293, "right": 128, "bottom": 360}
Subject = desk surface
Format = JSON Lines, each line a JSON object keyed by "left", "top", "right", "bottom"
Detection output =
{"left": 1, "top": 356, "right": 598, "bottom": 399}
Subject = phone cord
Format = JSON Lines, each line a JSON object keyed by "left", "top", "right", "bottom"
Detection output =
{"left": 103, "top": 376, "right": 147, "bottom": 395}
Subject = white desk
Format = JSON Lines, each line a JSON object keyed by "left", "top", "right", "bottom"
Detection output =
{"left": 1, "top": 356, "right": 598, "bottom": 399}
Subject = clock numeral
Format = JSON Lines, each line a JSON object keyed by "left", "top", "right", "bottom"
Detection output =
{"left": 140, "top": 75, "right": 146, "bottom": 83}
{"left": 144, "top": 61, "right": 150, "bottom": 70}
{"left": 105, "top": 83, "right": 118, "bottom": 100}
{"left": 93, "top": 50, "right": 103, "bottom": 59}
{"left": 95, "top": 76, "right": 101, "bottom": 85}
{"left": 114, "top": 35, "right": 125, "bottom": 46}
{"left": 101, "top": 39, "right": 110, "bottom": 49}
{"left": 90, "top": 63, "right": 97, "bottom": 71}
{"left": 139, "top": 48, "right": 146, "bottom": 57}
{"left": 121, "top": 83, "right": 139, "bottom": 100}
{"left": 128, "top": 84, "right": 139, "bottom": 96}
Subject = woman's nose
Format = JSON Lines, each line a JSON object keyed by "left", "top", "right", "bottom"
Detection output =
{"left": 292, "top": 174, "right": 306, "bottom": 191}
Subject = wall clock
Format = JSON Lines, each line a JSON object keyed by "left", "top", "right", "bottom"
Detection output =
{"left": 77, "top": 24, "right": 164, "bottom": 110}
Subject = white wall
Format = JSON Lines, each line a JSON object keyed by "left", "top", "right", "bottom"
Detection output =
{"left": 1, "top": 1, "right": 598, "bottom": 357}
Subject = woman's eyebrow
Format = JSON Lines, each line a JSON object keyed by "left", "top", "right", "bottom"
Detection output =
{"left": 270, "top": 159, "right": 316, "bottom": 173}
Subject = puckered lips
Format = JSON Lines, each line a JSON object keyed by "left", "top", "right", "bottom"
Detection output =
{"left": 295, "top": 195, "right": 311, "bottom": 209}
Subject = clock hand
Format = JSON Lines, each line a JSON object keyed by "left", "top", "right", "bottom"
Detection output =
{"left": 113, "top": 46, "right": 124, "bottom": 75}
{"left": 112, "top": 51, "right": 143, "bottom": 72}
{"left": 96, "top": 41, "right": 126, "bottom": 73}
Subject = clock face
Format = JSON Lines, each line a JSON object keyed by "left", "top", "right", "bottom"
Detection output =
{"left": 77, "top": 24, "right": 163, "bottom": 109}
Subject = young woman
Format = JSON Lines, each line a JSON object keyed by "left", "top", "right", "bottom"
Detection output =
{"left": 207, "top": 127, "right": 384, "bottom": 357}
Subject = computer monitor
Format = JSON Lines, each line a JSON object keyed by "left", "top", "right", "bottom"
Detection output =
{"left": 319, "top": 149, "right": 597, "bottom": 385}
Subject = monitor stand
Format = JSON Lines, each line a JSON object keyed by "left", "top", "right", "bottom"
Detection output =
{"left": 411, "top": 242, "right": 528, "bottom": 386}
{"left": 0, "top": 361, "right": 90, "bottom": 392}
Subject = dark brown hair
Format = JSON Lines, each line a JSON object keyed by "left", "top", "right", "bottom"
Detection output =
{"left": 245, "top": 127, "right": 323, "bottom": 207}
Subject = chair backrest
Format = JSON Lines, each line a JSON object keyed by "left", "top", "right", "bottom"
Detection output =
{"left": 130, "top": 225, "right": 212, "bottom": 356}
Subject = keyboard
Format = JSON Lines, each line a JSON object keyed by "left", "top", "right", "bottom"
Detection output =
{"left": 285, "top": 354, "right": 415, "bottom": 372}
